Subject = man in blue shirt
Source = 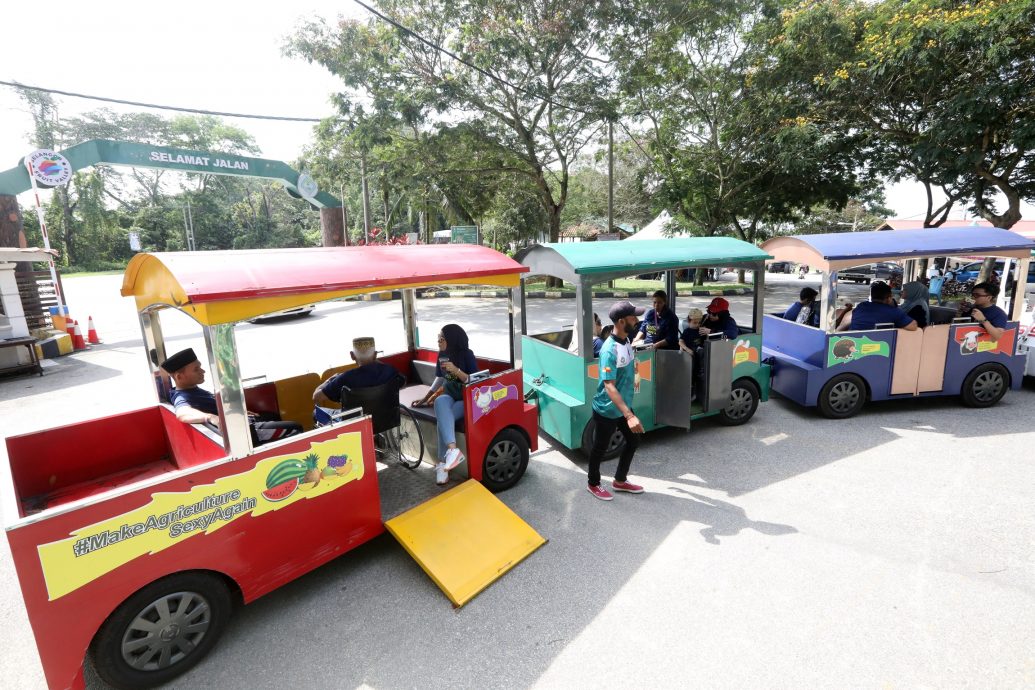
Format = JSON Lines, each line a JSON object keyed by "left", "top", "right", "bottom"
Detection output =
{"left": 162, "top": 348, "right": 303, "bottom": 445}
{"left": 963, "top": 281, "right": 1009, "bottom": 339}
{"left": 849, "top": 282, "right": 918, "bottom": 331}
{"left": 313, "top": 337, "right": 401, "bottom": 424}
{"left": 634, "top": 290, "right": 680, "bottom": 350}
{"left": 587, "top": 301, "right": 647, "bottom": 501}
{"left": 783, "top": 287, "right": 820, "bottom": 327}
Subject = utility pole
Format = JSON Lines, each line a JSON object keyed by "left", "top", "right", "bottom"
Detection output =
{"left": 359, "top": 154, "right": 372, "bottom": 244}
{"left": 185, "top": 197, "right": 196, "bottom": 251}
{"left": 607, "top": 119, "right": 615, "bottom": 289}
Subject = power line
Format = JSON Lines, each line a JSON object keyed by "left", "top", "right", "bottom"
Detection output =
{"left": 348, "top": 0, "right": 600, "bottom": 117}
{"left": 0, "top": 79, "right": 322, "bottom": 122}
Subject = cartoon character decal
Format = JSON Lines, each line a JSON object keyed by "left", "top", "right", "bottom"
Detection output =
{"left": 732, "top": 339, "right": 759, "bottom": 367}
{"left": 471, "top": 382, "right": 519, "bottom": 423}
{"left": 826, "top": 336, "right": 890, "bottom": 367}
{"left": 953, "top": 325, "right": 1015, "bottom": 356}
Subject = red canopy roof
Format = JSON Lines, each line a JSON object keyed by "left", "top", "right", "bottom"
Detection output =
{"left": 122, "top": 244, "right": 527, "bottom": 304}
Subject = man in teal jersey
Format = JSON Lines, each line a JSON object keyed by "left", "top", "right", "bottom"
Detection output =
{"left": 587, "top": 301, "right": 648, "bottom": 501}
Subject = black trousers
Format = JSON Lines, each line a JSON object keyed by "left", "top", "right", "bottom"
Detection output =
{"left": 587, "top": 411, "right": 639, "bottom": 486}
{"left": 250, "top": 420, "right": 303, "bottom": 446}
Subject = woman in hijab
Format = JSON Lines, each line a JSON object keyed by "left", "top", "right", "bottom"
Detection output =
{"left": 413, "top": 324, "right": 479, "bottom": 485}
{"left": 899, "top": 281, "right": 930, "bottom": 328}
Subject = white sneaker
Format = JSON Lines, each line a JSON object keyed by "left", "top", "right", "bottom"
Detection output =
{"left": 435, "top": 463, "right": 448, "bottom": 486}
{"left": 443, "top": 447, "right": 465, "bottom": 471}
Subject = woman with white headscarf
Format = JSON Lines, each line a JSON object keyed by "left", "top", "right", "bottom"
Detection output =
{"left": 899, "top": 281, "right": 930, "bottom": 328}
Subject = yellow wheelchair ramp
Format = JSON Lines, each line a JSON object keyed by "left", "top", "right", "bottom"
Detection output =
{"left": 385, "top": 479, "right": 546, "bottom": 607}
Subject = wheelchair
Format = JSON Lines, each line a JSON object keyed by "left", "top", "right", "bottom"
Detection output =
{"left": 334, "top": 375, "right": 426, "bottom": 469}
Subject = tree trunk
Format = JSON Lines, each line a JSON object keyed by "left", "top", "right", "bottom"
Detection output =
{"left": 0, "top": 195, "right": 33, "bottom": 272}
{"left": 976, "top": 256, "right": 998, "bottom": 285}
{"left": 320, "top": 207, "right": 346, "bottom": 247}
{"left": 57, "top": 187, "right": 76, "bottom": 266}
{"left": 545, "top": 206, "right": 562, "bottom": 288}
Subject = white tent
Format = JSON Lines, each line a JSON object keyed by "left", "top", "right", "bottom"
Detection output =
{"left": 626, "top": 210, "right": 682, "bottom": 241}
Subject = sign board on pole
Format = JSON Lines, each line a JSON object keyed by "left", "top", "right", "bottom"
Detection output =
{"left": 451, "top": 225, "right": 478, "bottom": 244}
{"left": 25, "top": 150, "right": 73, "bottom": 188}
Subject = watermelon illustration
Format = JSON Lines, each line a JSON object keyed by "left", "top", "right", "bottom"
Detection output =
{"left": 262, "top": 459, "right": 309, "bottom": 502}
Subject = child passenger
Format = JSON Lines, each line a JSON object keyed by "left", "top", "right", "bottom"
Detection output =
{"left": 679, "top": 308, "right": 704, "bottom": 354}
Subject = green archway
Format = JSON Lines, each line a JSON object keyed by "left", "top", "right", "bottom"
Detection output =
{"left": 0, "top": 139, "right": 341, "bottom": 208}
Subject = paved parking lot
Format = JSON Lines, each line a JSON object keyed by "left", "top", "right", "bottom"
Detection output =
{"left": 2, "top": 274, "right": 1033, "bottom": 689}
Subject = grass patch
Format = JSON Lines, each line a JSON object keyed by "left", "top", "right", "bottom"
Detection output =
{"left": 61, "top": 269, "right": 126, "bottom": 278}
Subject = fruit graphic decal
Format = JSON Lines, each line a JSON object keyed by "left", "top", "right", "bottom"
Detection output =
{"left": 262, "top": 459, "right": 309, "bottom": 502}
{"left": 327, "top": 453, "right": 353, "bottom": 476}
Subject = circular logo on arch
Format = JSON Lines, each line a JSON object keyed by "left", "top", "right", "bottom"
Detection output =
{"left": 26, "top": 149, "right": 73, "bottom": 187}
{"left": 297, "top": 172, "right": 319, "bottom": 199}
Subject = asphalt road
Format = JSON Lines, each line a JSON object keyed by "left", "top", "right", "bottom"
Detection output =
{"left": 2, "top": 273, "right": 1033, "bottom": 690}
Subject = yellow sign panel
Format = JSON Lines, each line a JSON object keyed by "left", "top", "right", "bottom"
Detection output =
{"left": 385, "top": 480, "right": 546, "bottom": 607}
{"left": 37, "top": 434, "right": 364, "bottom": 601}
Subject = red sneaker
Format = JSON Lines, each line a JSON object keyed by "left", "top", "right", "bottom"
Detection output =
{"left": 612, "top": 480, "right": 644, "bottom": 494}
{"left": 587, "top": 484, "right": 613, "bottom": 501}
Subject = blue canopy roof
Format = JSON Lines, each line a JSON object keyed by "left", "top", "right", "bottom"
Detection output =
{"left": 762, "top": 227, "right": 1035, "bottom": 271}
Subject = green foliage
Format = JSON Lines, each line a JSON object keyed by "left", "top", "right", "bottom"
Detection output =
{"left": 287, "top": 0, "right": 615, "bottom": 242}
{"left": 609, "top": 0, "right": 867, "bottom": 247}
{"left": 773, "top": 0, "right": 1035, "bottom": 228}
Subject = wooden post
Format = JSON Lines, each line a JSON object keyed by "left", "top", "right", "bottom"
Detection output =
{"left": 319, "top": 206, "right": 346, "bottom": 247}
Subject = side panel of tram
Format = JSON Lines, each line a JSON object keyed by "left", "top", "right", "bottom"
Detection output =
{"left": 4, "top": 414, "right": 378, "bottom": 690}
{"left": 763, "top": 314, "right": 1025, "bottom": 406}
{"left": 522, "top": 332, "right": 770, "bottom": 451}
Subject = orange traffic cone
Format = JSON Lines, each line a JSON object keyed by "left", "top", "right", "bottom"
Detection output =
{"left": 72, "top": 320, "right": 87, "bottom": 350}
{"left": 66, "top": 318, "right": 76, "bottom": 340}
{"left": 87, "top": 316, "right": 101, "bottom": 344}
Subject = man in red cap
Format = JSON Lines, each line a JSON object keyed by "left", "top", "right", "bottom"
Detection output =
{"left": 699, "top": 297, "right": 739, "bottom": 339}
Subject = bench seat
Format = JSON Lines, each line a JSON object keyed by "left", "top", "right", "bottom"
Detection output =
{"left": 399, "top": 384, "right": 465, "bottom": 432}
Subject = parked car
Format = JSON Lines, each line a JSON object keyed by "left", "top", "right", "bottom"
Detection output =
{"left": 950, "top": 260, "right": 1004, "bottom": 283}
{"left": 767, "top": 261, "right": 793, "bottom": 274}
{"left": 247, "top": 304, "right": 316, "bottom": 323}
{"left": 839, "top": 262, "right": 902, "bottom": 284}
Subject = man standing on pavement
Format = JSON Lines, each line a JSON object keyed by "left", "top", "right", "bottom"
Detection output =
{"left": 587, "top": 301, "right": 647, "bottom": 501}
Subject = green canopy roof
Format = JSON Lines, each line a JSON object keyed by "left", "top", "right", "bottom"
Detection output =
{"left": 515, "top": 238, "right": 770, "bottom": 283}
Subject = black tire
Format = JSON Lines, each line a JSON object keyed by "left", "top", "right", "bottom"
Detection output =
{"left": 396, "top": 405, "right": 424, "bottom": 469}
{"left": 580, "top": 417, "right": 626, "bottom": 460}
{"left": 961, "top": 363, "right": 1009, "bottom": 408}
{"left": 90, "top": 572, "right": 232, "bottom": 690}
{"left": 481, "top": 428, "right": 529, "bottom": 492}
{"left": 718, "top": 379, "right": 760, "bottom": 426}
{"left": 818, "top": 373, "right": 866, "bottom": 419}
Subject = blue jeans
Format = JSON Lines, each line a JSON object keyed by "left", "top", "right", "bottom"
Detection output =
{"left": 434, "top": 394, "right": 465, "bottom": 461}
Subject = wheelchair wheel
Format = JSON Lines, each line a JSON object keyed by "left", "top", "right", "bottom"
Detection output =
{"left": 394, "top": 405, "right": 425, "bottom": 469}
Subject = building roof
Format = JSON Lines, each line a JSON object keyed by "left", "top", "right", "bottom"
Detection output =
{"left": 762, "top": 227, "right": 1035, "bottom": 272}
{"left": 877, "top": 218, "right": 1035, "bottom": 240}
{"left": 0, "top": 247, "right": 59, "bottom": 263}
{"left": 515, "top": 237, "right": 770, "bottom": 284}
{"left": 121, "top": 244, "right": 527, "bottom": 325}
